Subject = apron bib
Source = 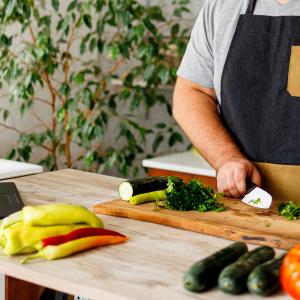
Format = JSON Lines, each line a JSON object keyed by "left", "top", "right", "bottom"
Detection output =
{"left": 221, "top": 0, "right": 300, "bottom": 200}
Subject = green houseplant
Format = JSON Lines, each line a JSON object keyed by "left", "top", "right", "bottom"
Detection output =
{"left": 0, "top": 0, "right": 191, "bottom": 176}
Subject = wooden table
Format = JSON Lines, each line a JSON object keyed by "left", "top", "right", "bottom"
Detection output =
{"left": 1, "top": 169, "right": 288, "bottom": 300}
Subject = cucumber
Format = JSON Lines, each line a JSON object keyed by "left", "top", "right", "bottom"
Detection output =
{"left": 247, "top": 254, "right": 286, "bottom": 296}
{"left": 129, "top": 190, "right": 166, "bottom": 205}
{"left": 218, "top": 246, "right": 275, "bottom": 294}
{"left": 183, "top": 242, "right": 248, "bottom": 293}
{"left": 119, "top": 177, "right": 169, "bottom": 201}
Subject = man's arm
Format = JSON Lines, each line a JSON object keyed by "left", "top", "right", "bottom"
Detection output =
{"left": 173, "top": 77, "right": 261, "bottom": 198}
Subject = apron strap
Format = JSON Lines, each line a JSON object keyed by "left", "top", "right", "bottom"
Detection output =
{"left": 246, "top": 0, "right": 257, "bottom": 15}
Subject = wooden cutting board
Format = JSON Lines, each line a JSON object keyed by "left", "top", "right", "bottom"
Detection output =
{"left": 94, "top": 198, "right": 300, "bottom": 250}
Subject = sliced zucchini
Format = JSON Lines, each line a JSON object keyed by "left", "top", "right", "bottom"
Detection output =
{"left": 119, "top": 177, "right": 169, "bottom": 201}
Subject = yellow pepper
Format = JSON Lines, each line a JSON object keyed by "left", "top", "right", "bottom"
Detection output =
{"left": 21, "top": 235, "right": 128, "bottom": 264}
{"left": 2, "top": 224, "right": 89, "bottom": 256}
{"left": 0, "top": 211, "right": 22, "bottom": 230}
{"left": 22, "top": 203, "right": 103, "bottom": 228}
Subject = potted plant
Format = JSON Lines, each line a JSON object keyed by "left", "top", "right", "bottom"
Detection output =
{"left": 0, "top": 0, "right": 191, "bottom": 176}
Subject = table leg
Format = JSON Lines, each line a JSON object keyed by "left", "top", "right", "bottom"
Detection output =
{"left": 5, "top": 276, "right": 74, "bottom": 300}
{"left": 5, "top": 276, "right": 45, "bottom": 300}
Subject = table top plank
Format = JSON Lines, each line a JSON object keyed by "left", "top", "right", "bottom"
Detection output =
{"left": 0, "top": 169, "right": 288, "bottom": 300}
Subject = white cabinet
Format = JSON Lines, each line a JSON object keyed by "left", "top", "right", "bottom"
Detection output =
{"left": 0, "top": 159, "right": 43, "bottom": 180}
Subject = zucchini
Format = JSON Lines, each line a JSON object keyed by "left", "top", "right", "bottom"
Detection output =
{"left": 119, "top": 177, "right": 169, "bottom": 201}
{"left": 218, "top": 246, "right": 275, "bottom": 294}
{"left": 183, "top": 242, "right": 248, "bottom": 293}
{"left": 129, "top": 190, "right": 166, "bottom": 205}
{"left": 247, "top": 254, "right": 286, "bottom": 296}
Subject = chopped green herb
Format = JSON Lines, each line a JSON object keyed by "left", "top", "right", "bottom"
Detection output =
{"left": 159, "top": 176, "right": 225, "bottom": 212}
{"left": 249, "top": 198, "right": 262, "bottom": 205}
{"left": 278, "top": 201, "right": 300, "bottom": 220}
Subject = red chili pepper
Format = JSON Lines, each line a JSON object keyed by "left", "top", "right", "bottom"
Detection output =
{"left": 22, "top": 235, "right": 128, "bottom": 264}
{"left": 41, "top": 227, "right": 126, "bottom": 248}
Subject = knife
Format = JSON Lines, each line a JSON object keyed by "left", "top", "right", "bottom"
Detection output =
{"left": 241, "top": 179, "right": 272, "bottom": 209}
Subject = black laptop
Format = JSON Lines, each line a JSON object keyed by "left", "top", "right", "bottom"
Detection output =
{"left": 0, "top": 182, "right": 24, "bottom": 218}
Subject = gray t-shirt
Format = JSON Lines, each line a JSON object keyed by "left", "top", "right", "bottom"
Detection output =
{"left": 177, "top": 0, "right": 300, "bottom": 103}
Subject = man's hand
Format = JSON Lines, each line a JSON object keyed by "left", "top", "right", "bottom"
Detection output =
{"left": 216, "top": 157, "right": 261, "bottom": 198}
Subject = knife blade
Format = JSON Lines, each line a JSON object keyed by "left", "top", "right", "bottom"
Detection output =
{"left": 241, "top": 179, "right": 272, "bottom": 209}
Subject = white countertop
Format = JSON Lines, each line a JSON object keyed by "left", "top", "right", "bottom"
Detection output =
{"left": 142, "top": 150, "right": 216, "bottom": 177}
{"left": 0, "top": 159, "right": 43, "bottom": 180}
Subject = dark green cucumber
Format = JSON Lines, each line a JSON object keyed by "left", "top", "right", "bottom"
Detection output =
{"left": 247, "top": 254, "right": 286, "bottom": 296}
{"left": 119, "top": 177, "right": 169, "bottom": 201}
{"left": 218, "top": 246, "right": 275, "bottom": 295}
{"left": 183, "top": 242, "right": 248, "bottom": 293}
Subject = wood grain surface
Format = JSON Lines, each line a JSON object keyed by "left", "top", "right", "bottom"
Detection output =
{"left": 0, "top": 170, "right": 289, "bottom": 300}
{"left": 94, "top": 197, "right": 300, "bottom": 250}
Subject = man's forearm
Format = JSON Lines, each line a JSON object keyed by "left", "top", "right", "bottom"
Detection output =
{"left": 173, "top": 78, "right": 261, "bottom": 197}
{"left": 173, "top": 78, "right": 245, "bottom": 170}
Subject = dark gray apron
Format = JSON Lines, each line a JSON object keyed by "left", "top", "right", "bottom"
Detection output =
{"left": 220, "top": 0, "right": 300, "bottom": 200}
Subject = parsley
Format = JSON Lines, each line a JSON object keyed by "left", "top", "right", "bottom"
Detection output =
{"left": 249, "top": 198, "right": 262, "bottom": 205}
{"left": 278, "top": 201, "right": 300, "bottom": 220}
{"left": 161, "top": 176, "right": 225, "bottom": 212}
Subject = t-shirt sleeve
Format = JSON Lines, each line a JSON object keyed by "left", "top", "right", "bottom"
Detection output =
{"left": 177, "top": 0, "right": 214, "bottom": 88}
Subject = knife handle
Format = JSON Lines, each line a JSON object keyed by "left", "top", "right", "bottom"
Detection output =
{"left": 246, "top": 178, "right": 257, "bottom": 194}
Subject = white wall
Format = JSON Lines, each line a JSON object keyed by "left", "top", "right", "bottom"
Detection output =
{"left": 191, "top": 0, "right": 204, "bottom": 15}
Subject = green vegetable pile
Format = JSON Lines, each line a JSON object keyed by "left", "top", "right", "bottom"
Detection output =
{"left": 278, "top": 201, "right": 300, "bottom": 220}
{"left": 162, "top": 177, "right": 225, "bottom": 212}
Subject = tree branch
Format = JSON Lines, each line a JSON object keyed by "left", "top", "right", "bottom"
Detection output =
{"left": 93, "top": 58, "right": 126, "bottom": 104}
{"left": 28, "top": 25, "right": 59, "bottom": 169}
{"left": 0, "top": 122, "right": 23, "bottom": 134}
{"left": 62, "top": 21, "right": 78, "bottom": 168}
{"left": 31, "top": 112, "right": 49, "bottom": 129}
{"left": 33, "top": 97, "right": 52, "bottom": 106}
{"left": 40, "top": 144, "right": 53, "bottom": 152}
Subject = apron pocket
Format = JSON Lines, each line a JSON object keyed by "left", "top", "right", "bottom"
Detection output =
{"left": 287, "top": 45, "right": 300, "bottom": 97}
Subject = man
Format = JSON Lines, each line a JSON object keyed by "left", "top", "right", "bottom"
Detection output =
{"left": 173, "top": 0, "right": 300, "bottom": 200}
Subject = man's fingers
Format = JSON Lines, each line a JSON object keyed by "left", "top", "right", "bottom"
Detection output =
{"left": 234, "top": 167, "right": 247, "bottom": 196}
{"left": 217, "top": 172, "right": 231, "bottom": 196}
{"left": 225, "top": 169, "right": 241, "bottom": 198}
{"left": 250, "top": 166, "right": 261, "bottom": 187}
{"left": 217, "top": 168, "right": 244, "bottom": 198}
{"left": 216, "top": 159, "right": 262, "bottom": 198}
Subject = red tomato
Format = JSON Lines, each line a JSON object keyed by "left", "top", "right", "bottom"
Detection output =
{"left": 281, "top": 244, "right": 300, "bottom": 300}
